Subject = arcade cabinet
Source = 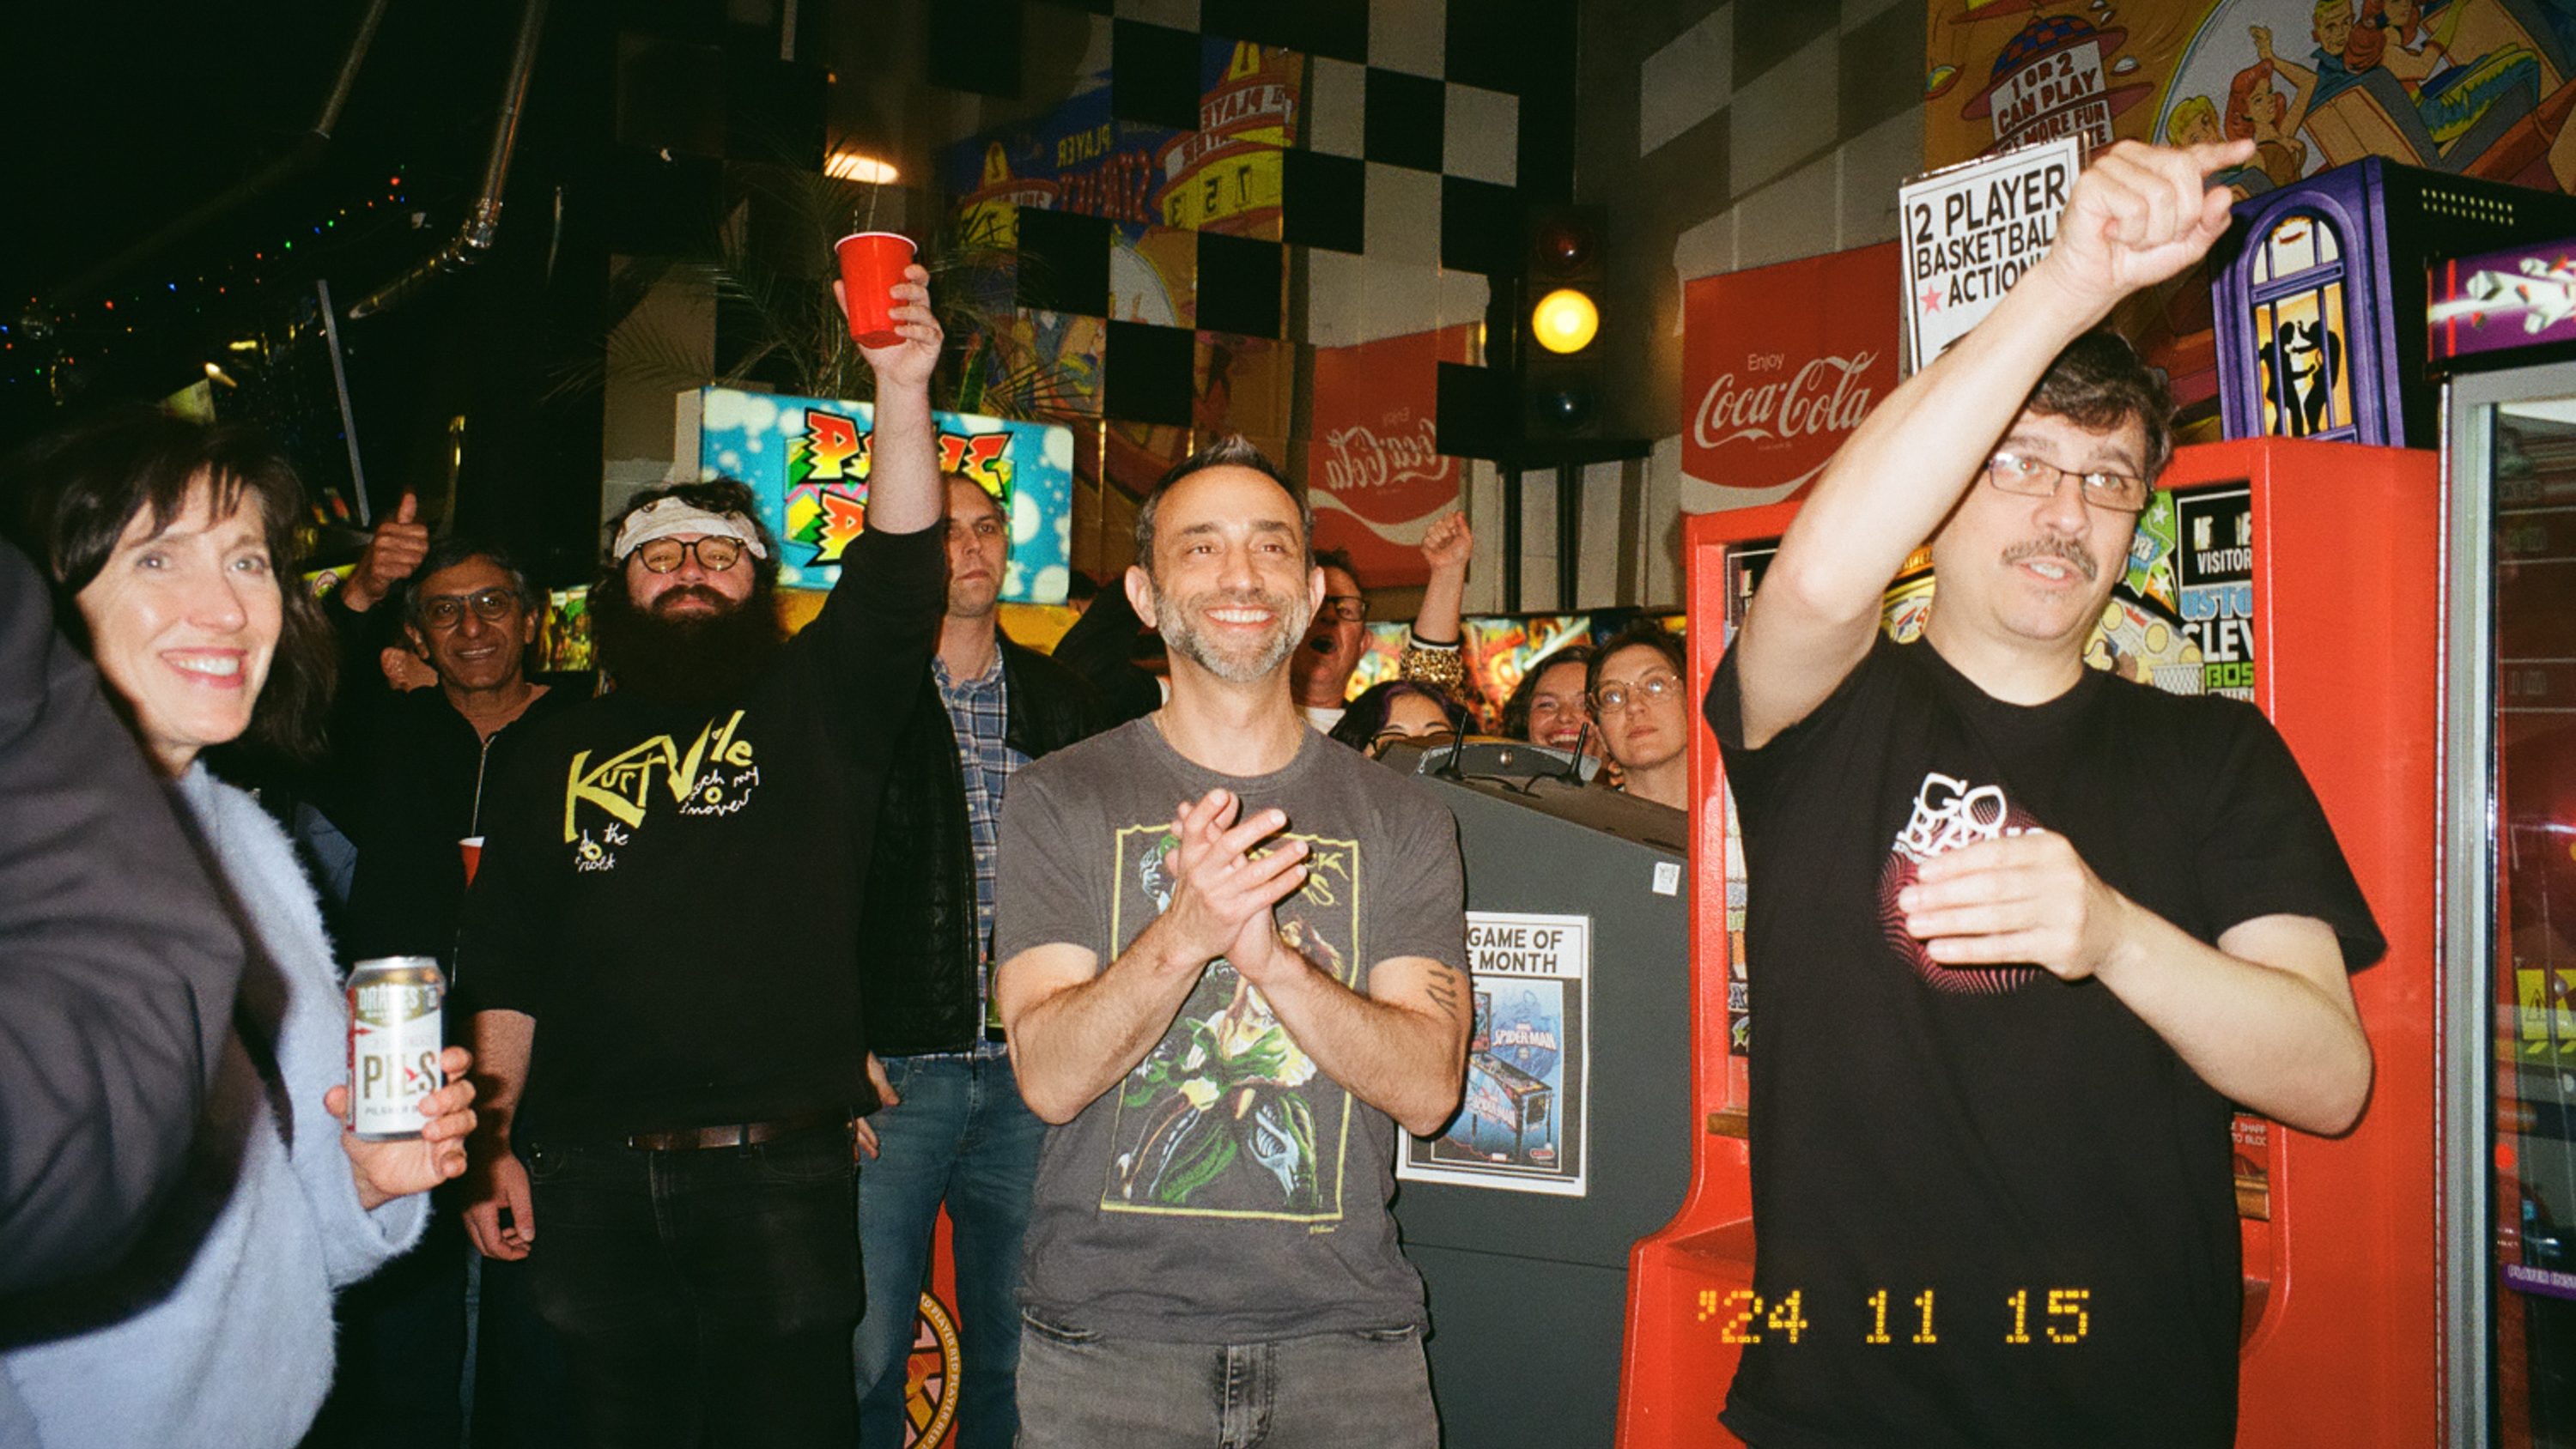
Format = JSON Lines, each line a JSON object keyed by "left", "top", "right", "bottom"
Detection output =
{"left": 1381, "top": 743, "right": 1692, "bottom": 1449}
{"left": 2210, "top": 158, "right": 2576, "bottom": 447}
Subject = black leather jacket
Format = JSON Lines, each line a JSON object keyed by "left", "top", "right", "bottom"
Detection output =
{"left": 861, "top": 636, "right": 1104, "bottom": 1055}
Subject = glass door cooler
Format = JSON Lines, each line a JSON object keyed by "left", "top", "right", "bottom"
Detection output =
{"left": 2444, "top": 364, "right": 2576, "bottom": 1449}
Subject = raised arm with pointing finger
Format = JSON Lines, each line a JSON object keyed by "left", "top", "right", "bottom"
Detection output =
{"left": 1735, "top": 140, "right": 2252, "bottom": 743}
{"left": 1703, "top": 140, "right": 2385, "bottom": 1449}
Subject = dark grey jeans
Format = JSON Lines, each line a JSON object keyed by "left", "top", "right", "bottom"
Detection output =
{"left": 1014, "top": 1313, "right": 1438, "bottom": 1449}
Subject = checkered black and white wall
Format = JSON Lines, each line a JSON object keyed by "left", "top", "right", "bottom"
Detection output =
{"left": 607, "top": 0, "right": 1932, "bottom": 608}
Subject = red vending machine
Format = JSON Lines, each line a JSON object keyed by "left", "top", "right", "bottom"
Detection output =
{"left": 1617, "top": 438, "right": 2442, "bottom": 1448}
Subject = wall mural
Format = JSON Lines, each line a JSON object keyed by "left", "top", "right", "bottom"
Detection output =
{"left": 1926, "top": 0, "right": 2576, "bottom": 420}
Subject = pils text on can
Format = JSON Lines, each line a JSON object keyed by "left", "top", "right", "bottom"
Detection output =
{"left": 347, "top": 955, "right": 446, "bottom": 1141}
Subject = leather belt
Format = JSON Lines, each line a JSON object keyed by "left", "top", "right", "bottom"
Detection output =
{"left": 624, "top": 1110, "right": 848, "bottom": 1152}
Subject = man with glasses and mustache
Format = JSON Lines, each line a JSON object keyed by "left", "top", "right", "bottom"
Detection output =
{"left": 992, "top": 436, "right": 1471, "bottom": 1447}
{"left": 450, "top": 266, "right": 948, "bottom": 1444}
{"left": 1704, "top": 141, "right": 2380, "bottom": 1447}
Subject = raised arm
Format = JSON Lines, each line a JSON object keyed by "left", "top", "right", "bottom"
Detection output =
{"left": 1399, "top": 512, "right": 1473, "bottom": 699}
{"left": 846, "top": 266, "right": 943, "bottom": 537}
{"left": 2253, "top": 28, "right": 2323, "bottom": 139}
{"left": 334, "top": 491, "right": 430, "bottom": 615}
{"left": 1731, "top": 140, "right": 2253, "bottom": 748}
{"left": 801, "top": 264, "right": 950, "bottom": 715}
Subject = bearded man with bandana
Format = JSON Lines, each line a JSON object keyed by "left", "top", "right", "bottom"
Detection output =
{"left": 453, "top": 266, "right": 945, "bottom": 1446}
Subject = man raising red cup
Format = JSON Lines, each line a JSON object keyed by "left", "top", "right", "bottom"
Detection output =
{"left": 835, "top": 232, "right": 917, "bottom": 348}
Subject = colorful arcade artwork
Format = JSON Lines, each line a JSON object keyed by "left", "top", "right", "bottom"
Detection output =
{"left": 2172, "top": 484, "right": 2258, "bottom": 699}
{"left": 900, "top": 1291, "right": 961, "bottom": 1447}
{"left": 1400, "top": 911, "right": 1591, "bottom": 1197}
{"left": 2432, "top": 239, "right": 2576, "bottom": 362}
{"left": 675, "top": 386, "right": 1074, "bottom": 602}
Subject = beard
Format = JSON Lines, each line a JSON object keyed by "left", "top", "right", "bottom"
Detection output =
{"left": 592, "top": 579, "right": 785, "bottom": 705}
{"left": 1153, "top": 579, "right": 1305, "bottom": 683}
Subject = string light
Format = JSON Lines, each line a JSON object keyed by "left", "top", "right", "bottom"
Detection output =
{"left": 20, "top": 165, "right": 415, "bottom": 391}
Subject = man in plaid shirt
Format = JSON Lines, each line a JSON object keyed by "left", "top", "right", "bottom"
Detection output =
{"left": 854, "top": 474, "right": 1106, "bottom": 1449}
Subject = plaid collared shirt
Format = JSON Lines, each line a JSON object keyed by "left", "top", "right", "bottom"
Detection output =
{"left": 934, "top": 648, "right": 1028, "bottom": 1038}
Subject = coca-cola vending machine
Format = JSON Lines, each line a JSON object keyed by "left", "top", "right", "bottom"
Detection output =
{"left": 1616, "top": 438, "right": 2443, "bottom": 1448}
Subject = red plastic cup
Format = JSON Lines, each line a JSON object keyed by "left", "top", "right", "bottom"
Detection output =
{"left": 835, "top": 232, "right": 917, "bottom": 348}
{"left": 459, "top": 836, "right": 485, "bottom": 886}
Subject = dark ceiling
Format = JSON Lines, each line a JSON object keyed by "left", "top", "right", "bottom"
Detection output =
{"left": 0, "top": 3, "right": 509, "bottom": 311}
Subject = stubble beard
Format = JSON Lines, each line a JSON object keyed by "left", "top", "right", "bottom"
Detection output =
{"left": 1152, "top": 578, "right": 1304, "bottom": 684}
{"left": 945, "top": 576, "right": 1000, "bottom": 623}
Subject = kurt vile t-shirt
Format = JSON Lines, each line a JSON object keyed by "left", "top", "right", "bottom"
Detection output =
{"left": 1704, "top": 638, "right": 2381, "bottom": 1449}
{"left": 459, "top": 524, "right": 942, "bottom": 1143}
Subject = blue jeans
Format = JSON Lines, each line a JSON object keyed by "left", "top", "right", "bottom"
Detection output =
{"left": 524, "top": 1125, "right": 861, "bottom": 1449}
{"left": 1014, "top": 1316, "right": 1439, "bottom": 1449}
{"left": 854, "top": 1050, "right": 1046, "bottom": 1449}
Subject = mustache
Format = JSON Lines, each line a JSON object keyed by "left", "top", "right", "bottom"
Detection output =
{"left": 648, "top": 584, "right": 735, "bottom": 615}
{"left": 2001, "top": 537, "right": 2099, "bottom": 582}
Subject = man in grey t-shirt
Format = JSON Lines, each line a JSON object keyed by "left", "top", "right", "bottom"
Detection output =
{"left": 994, "top": 437, "right": 1470, "bottom": 1448}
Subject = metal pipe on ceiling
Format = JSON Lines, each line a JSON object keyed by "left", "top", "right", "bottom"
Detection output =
{"left": 345, "top": 0, "right": 549, "bottom": 319}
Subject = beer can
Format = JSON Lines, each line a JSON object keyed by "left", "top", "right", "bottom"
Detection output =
{"left": 347, "top": 955, "right": 446, "bottom": 1141}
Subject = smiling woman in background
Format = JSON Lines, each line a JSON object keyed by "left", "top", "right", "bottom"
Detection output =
{"left": 1501, "top": 643, "right": 1596, "bottom": 761}
{"left": 0, "top": 406, "right": 477, "bottom": 1449}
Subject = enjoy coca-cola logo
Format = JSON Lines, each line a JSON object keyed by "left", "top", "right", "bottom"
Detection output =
{"left": 1320, "top": 414, "right": 1451, "bottom": 494}
{"left": 1692, "top": 351, "right": 1880, "bottom": 452}
{"left": 1680, "top": 242, "right": 1899, "bottom": 506}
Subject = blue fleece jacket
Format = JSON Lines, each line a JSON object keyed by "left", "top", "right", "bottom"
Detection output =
{"left": 0, "top": 767, "right": 426, "bottom": 1448}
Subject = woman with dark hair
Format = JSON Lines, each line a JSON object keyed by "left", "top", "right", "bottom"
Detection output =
{"left": 1499, "top": 643, "right": 1595, "bottom": 756}
{"left": 1327, "top": 677, "right": 1471, "bottom": 758}
{"left": 0, "top": 405, "right": 477, "bottom": 1449}
{"left": 1586, "top": 623, "right": 1691, "bottom": 812}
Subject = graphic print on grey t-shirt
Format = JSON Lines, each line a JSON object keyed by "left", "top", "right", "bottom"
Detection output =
{"left": 1105, "top": 822, "right": 1361, "bottom": 1222}
{"left": 1873, "top": 767, "right": 2046, "bottom": 996}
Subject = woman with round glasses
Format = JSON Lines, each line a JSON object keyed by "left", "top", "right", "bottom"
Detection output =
{"left": 1586, "top": 623, "right": 1691, "bottom": 811}
{"left": 0, "top": 407, "right": 477, "bottom": 1449}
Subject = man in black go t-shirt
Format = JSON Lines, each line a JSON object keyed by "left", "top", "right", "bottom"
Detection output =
{"left": 453, "top": 266, "right": 949, "bottom": 1446}
{"left": 1703, "top": 140, "right": 2384, "bottom": 1449}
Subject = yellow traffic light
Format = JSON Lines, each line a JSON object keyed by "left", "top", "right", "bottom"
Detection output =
{"left": 1531, "top": 288, "right": 1600, "bottom": 355}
